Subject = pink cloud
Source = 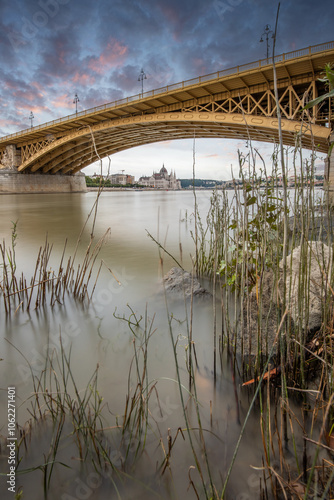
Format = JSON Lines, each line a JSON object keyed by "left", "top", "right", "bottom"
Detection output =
{"left": 193, "top": 57, "right": 207, "bottom": 75}
{"left": 30, "top": 81, "right": 44, "bottom": 93}
{"left": 4, "top": 80, "right": 17, "bottom": 90}
{"left": 155, "top": 140, "right": 173, "bottom": 147}
{"left": 17, "top": 104, "right": 48, "bottom": 113}
{"left": 160, "top": 5, "right": 179, "bottom": 26}
{"left": 159, "top": 5, "right": 180, "bottom": 41}
{"left": 72, "top": 72, "right": 96, "bottom": 86}
{"left": 0, "top": 118, "right": 21, "bottom": 127}
{"left": 88, "top": 38, "right": 128, "bottom": 75}
{"left": 202, "top": 153, "right": 219, "bottom": 159}
{"left": 58, "top": 50, "right": 66, "bottom": 64}
{"left": 51, "top": 94, "right": 72, "bottom": 109}
{"left": 13, "top": 90, "right": 43, "bottom": 102}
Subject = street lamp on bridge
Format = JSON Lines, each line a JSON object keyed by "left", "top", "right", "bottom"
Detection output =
{"left": 29, "top": 111, "right": 34, "bottom": 128}
{"left": 260, "top": 24, "right": 274, "bottom": 60}
{"left": 138, "top": 68, "right": 147, "bottom": 98}
{"left": 73, "top": 93, "right": 80, "bottom": 114}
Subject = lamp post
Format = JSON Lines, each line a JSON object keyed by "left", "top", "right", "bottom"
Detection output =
{"left": 29, "top": 111, "right": 34, "bottom": 128}
{"left": 138, "top": 68, "right": 147, "bottom": 98}
{"left": 260, "top": 24, "right": 274, "bottom": 60}
{"left": 73, "top": 93, "right": 80, "bottom": 114}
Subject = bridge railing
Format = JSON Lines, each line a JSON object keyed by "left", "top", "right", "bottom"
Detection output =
{"left": 1, "top": 41, "right": 334, "bottom": 143}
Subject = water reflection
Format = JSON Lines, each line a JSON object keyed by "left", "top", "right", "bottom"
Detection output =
{"left": 0, "top": 190, "right": 293, "bottom": 499}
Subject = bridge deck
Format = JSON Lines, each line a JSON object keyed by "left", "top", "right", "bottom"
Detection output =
{"left": 1, "top": 41, "right": 333, "bottom": 149}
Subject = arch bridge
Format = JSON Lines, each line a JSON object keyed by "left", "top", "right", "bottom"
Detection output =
{"left": 0, "top": 41, "right": 333, "bottom": 177}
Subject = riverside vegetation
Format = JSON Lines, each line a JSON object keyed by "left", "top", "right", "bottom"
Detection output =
{"left": 191, "top": 144, "right": 334, "bottom": 499}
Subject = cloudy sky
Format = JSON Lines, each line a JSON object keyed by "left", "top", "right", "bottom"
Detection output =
{"left": 1, "top": 0, "right": 333, "bottom": 179}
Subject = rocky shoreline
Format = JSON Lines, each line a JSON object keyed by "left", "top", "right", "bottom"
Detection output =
{"left": 163, "top": 241, "right": 332, "bottom": 359}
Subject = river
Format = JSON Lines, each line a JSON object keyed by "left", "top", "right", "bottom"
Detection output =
{"left": 0, "top": 190, "right": 302, "bottom": 500}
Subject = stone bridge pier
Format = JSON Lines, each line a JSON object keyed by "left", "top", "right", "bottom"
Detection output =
{"left": 0, "top": 144, "right": 87, "bottom": 194}
{"left": 1, "top": 144, "right": 22, "bottom": 169}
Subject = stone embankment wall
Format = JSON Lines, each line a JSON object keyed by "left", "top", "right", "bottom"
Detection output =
{"left": 0, "top": 170, "right": 87, "bottom": 194}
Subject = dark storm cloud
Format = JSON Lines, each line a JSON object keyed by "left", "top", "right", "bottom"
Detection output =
{"left": 0, "top": 0, "right": 333, "bottom": 133}
{"left": 3, "top": 0, "right": 71, "bottom": 58}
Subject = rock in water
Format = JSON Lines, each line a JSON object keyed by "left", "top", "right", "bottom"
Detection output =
{"left": 279, "top": 241, "right": 332, "bottom": 332}
{"left": 162, "top": 267, "right": 211, "bottom": 298}
{"left": 239, "top": 270, "right": 284, "bottom": 357}
{"left": 237, "top": 242, "right": 331, "bottom": 358}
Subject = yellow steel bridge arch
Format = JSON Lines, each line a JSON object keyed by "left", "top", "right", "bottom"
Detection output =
{"left": 16, "top": 111, "right": 329, "bottom": 175}
{"left": 0, "top": 40, "right": 333, "bottom": 175}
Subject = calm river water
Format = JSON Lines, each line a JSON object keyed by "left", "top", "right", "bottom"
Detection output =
{"left": 0, "top": 191, "right": 300, "bottom": 499}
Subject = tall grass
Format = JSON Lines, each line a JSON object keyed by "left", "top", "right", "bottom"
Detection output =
{"left": 188, "top": 137, "right": 334, "bottom": 498}
{"left": 0, "top": 134, "right": 114, "bottom": 315}
{"left": 9, "top": 306, "right": 167, "bottom": 498}
{"left": 0, "top": 227, "right": 111, "bottom": 314}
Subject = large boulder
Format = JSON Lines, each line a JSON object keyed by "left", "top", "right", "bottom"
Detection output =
{"left": 238, "top": 270, "right": 284, "bottom": 357}
{"left": 279, "top": 241, "right": 332, "bottom": 331}
{"left": 162, "top": 267, "right": 211, "bottom": 298}
{"left": 236, "top": 242, "right": 332, "bottom": 358}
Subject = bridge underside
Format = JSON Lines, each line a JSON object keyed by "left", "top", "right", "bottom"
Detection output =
{"left": 16, "top": 112, "right": 330, "bottom": 175}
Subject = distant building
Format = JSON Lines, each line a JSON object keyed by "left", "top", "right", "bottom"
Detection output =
{"left": 110, "top": 173, "right": 135, "bottom": 185}
{"left": 138, "top": 164, "right": 181, "bottom": 189}
{"left": 91, "top": 173, "right": 104, "bottom": 180}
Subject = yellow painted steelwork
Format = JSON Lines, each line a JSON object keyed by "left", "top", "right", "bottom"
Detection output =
{"left": 0, "top": 41, "right": 333, "bottom": 174}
